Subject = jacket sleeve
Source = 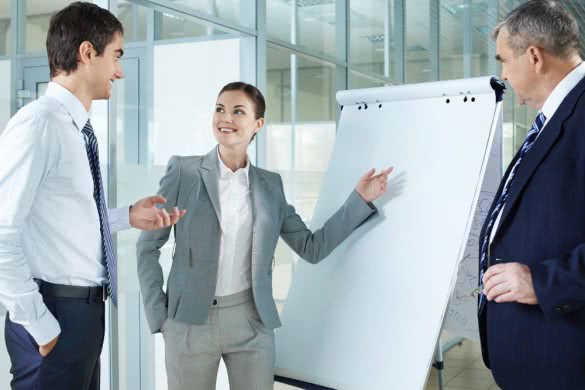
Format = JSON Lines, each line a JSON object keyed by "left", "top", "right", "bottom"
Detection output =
{"left": 530, "top": 243, "right": 585, "bottom": 318}
{"left": 136, "top": 156, "right": 181, "bottom": 333}
{"left": 279, "top": 175, "right": 378, "bottom": 264}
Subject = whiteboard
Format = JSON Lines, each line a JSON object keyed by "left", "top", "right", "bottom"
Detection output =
{"left": 275, "top": 77, "right": 504, "bottom": 390}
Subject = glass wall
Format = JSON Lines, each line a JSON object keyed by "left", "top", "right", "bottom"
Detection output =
{"left": 0, "top": 1, "right": 9, "bottom": 56}
{"left": 349, "top": 71, "right": 386, "bottom": 89}
{"left": 118, "top": 0, "right": 148, "bottom": 43}
{"left": 265, "top": 45, "right": 337, "bottom": 308}
{"left": 349, "top": 0, "right": 387, "bottom": 76}
{"left": 159, "top": 0, "right": 254, "bottom": 29}
{"left": 267, "top": 0, "right": 336, "bottom": 59}
{"left": 405, "top": 0, "right": 431, "bottom": 83}
{"left": 0, "top": 59, "right": 9, "bottom": 131}
{"left": 24, "top": 1, "right": 72, "bottom": 54}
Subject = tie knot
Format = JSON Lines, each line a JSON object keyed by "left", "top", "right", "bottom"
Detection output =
{"left": 82, "top": 120, "right": 94, "bottom": 136}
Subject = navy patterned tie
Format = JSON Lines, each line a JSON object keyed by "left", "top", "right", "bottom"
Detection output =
{"left": 478, "top": 112, "right": 546, "bottom": 313}
{"left": 81, "top": 120, "right": 118, "bottom": 306}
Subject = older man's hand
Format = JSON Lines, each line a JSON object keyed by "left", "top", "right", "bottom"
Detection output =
{"left": 483, "top": 262, "right": 538, "bottom": 304}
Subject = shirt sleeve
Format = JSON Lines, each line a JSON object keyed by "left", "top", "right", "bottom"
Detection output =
{"left": 108, "top": 207, "right": 131, "bottom": 233}
{"left": 0, "top": 112, "right": 61, "bottom": 345}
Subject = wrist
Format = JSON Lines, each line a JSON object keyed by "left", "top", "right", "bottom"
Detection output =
{"left": 355, "top": 188, "right": 369, "bottom": 203}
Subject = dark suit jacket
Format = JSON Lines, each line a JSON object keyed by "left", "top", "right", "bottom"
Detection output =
{"left": 479, "top": 75, "right": 585, "bottom": 389}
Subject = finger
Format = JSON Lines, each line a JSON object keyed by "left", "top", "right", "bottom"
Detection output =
{"left": 160, "top": 208, "right": 171, "bottom": 226}
{"left": 483, "top": 263, "right": 507, "bottom": 283}
{"left": 369, "top": 172, "right": 387, "bottom": 182}
{"left": 179, "top": 209, "right": 187, "bottom": 218}
{"left": 154, "top": 212, "right": 164, "bottom": 228}
{"left": 483, "top": 277, "right": 507, "bottom": 299}
{"left": 378, "top": 168, "right": 392, "bottom": 181}
{"left": 375, "top": 167, "right": 393, "bottom": 181}
{"left": 494, "top": 291, "right": 516, "bottom": 303}
{"left": 144, "top": 195, "right": 167, "bottom": 207}
{"left": 360, "top": 168, "right": 375, "bottom": 180}
{"left": 486, "top": 281, "right": 511, "bottom": 301}
{"left": 483, "top": 272, "right": 507, "bottom": 293}
{"left": 169, "top": 207, "right": 180, "bottom": 224}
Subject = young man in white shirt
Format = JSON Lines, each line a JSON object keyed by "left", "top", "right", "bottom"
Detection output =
{"left": 0, "top": 2, "right": 185, "bottom": 389}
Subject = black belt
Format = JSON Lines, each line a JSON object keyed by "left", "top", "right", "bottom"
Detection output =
{"left": 34, "top": 279, "right": 107, "bottom": 303}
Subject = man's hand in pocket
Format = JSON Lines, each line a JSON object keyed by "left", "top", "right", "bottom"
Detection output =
{"left": 39, "top": 335, "right": 59, "bottom": 357}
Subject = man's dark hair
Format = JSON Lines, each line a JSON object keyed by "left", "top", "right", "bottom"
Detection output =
{"left": 47, "top": 2, "right": 123, "bottom": 78}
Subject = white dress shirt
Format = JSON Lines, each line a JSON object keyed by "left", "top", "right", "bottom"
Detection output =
{"left": 0, "top": 82, "right": 130, "bottom": 345}
{"left": 215, "top": 149, "right": 253, "bottom": 297}
{"left": 490, "top": 62, "right": 585, "bottom": 243}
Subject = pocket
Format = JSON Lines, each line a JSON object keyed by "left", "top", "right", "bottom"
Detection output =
{"left": 246, "top": 303, "right": 272, "bottom": 336}
{"left": 39, "top": 336, "right": 59, "bottom": 359}
{"left": 247, "top": 316, "right": 269, "bottom": 334}
{"left": 37, "top": 298, "right": 61, "bottom": 359}
{"left": 162, "top": 318, "right": 191, "bottom": 355}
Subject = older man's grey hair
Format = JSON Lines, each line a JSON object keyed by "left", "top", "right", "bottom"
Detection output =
{"left": 493, "top": 0, "right": 580, "bottom": 59}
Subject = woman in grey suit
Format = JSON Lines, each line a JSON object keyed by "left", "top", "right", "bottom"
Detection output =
{"left": 137, "top": 82, "right": 392, "bottom": 390}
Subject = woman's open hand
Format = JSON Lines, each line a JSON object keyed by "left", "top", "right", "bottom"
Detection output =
{"left": 355, "top": 167, "right": 394, "bottom": 203}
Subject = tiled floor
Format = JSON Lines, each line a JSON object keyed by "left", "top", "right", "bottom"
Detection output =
{"left": 424, "top": 339, "right": 501, "bottom": 390}
{"left": 273, "top": 339, "right": 500, "bottom": 390}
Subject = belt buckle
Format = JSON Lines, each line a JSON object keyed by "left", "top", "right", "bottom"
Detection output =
{"left": 102, "top": 286, "right": 107, "bottom": 302}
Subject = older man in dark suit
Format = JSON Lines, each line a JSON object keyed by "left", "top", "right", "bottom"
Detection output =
{"left": 478, "top": 1, "right": 585, "bottom": 388}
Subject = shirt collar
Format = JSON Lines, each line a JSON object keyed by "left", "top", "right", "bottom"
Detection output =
{"left": 217, "top": 147, "right": 250, "bottom": 186}
{"left": 45, "top": 82, "right": 90, "bottom": 131}
{"left": 541, "top": 62, "right": 585, "bottom": 123}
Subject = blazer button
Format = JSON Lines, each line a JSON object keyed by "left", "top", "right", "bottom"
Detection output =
{"left": 213, "top": 299, "right": 218, "bottom": 306}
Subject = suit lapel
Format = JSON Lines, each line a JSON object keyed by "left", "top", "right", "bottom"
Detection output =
{"left": 200, "top": 148, "right": 222, "bottom": 223}
{"left": 494, "top": 77, "right": 585, "bottom": 240}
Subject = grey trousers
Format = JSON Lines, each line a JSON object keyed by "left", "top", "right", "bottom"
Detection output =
{"left": 162, "top": 289, "right": 275, "bottom": 390}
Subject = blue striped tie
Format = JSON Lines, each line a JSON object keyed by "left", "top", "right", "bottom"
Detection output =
{"left": 478, "top": 112, "right": 546, "bottom": 313}
{"left": 82, "top": 120, "right": 118, "bottom": 306}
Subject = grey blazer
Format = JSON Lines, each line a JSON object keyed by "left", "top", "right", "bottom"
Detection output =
{"left": 136, "top": 148, "right": 377, "bottom": 333}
